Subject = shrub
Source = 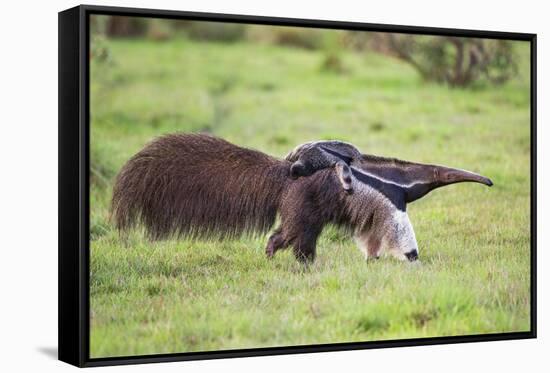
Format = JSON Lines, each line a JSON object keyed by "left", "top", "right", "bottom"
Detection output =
{"left": 105, "top": 16, "right": 148, "bottom": 37}
{"left": 385, "top": 35, "right": 518, "bottom": 87}
{"left": 321, "top": 52, "right": 346, "bottom": 73}
{"left": 273, "top": 27, "right": 323, "bottom": 50}
{"left": 146, "top": 19, "right": 174, "bottom": 41}
{"left": 341, "top": 31, "right": 371, "bottom": 51}
{"left": 320, "top": 31, "right": 347, "bottom": 74}
{"left": 185, "top": 21, "right": 246, "bottom": 43}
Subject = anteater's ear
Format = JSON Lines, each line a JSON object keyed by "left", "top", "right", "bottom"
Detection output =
{"left": 289, "top": 160, "right": 310, "bottom": 179}
{"left": 335, "top": 161, "right": 353, "bottom": 194}
{"left": 319, "top": 145, "right": 354, "bottom": 164}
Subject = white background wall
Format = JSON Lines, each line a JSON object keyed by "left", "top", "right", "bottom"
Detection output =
{"left": 0, "top": 0, "right": 546, "bottom": 371}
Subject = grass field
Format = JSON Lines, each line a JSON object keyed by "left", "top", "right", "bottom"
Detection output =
{"left": 89, "top": 36, "right": 531, "bottom": 358}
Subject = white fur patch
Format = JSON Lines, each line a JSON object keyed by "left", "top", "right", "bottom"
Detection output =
{"left": 390, "top": 209, "right": 418, "bottom": 259}
{"left": 350, "top": 166, "right": 421, "bottom": 189}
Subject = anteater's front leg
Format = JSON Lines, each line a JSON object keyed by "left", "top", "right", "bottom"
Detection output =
{"left": 265, "top": 227, "right": 288, "bottom": 258}
{"left": 269, "top": 176, "right": 330, "bottom": 263}
{"left": 265, "top": 224, "right": 322, "bottom": 263}
{"left": 291, "top": 226, "right": 322, "bottom": 263}
{"left": 270, "top": 205, "right": 324, "bottom": 263}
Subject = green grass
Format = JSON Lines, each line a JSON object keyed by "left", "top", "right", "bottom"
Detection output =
{"left": 89, "top": 36, "right": 531, "bottom": 358}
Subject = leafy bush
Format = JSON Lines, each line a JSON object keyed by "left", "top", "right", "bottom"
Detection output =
{"left": 246, "top": 25, "right": 324, "bottom": 50}
{"left": 385, "top": 35, "right": 518, "bottom": 87}
{"left": 273, "top": 27, "right": 323, "bottom": 50}
{"left": 105, "top": 16, "right": 148, "bottom": 37}
{"left": 185, "top": 21, "right": 246, "bottom": 43}
{"left": 146, "top": 19, "right": 174, "bottom": 41}
{"left": 320, "top": 31, "right": 347, "bottom": 73}
{"left": 321, "top": 52, "right": 346, "bottom": 73}
{"left": 341, "top": 31, "right": 371, "bottom": 51}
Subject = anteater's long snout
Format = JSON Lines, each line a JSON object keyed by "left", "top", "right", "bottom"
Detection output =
{"left": 437, "top": 166, "right": 493, "bottom": 187}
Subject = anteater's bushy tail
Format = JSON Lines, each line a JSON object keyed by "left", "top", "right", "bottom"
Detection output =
{"left": 111, "top": 133, "right": 291, "bottom": 240}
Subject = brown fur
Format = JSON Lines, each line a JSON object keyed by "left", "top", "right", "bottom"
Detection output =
{"left": 111, "top": 133, "right": 291, "bottom": 240}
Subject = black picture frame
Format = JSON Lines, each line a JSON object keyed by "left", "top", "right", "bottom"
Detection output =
{"left": 58, "top": 4, "right": 537, "bottom": 368}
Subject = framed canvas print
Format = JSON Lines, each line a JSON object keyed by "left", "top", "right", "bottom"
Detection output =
{"left": 58, "top": 4, "right": 537, "bottom": 367}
